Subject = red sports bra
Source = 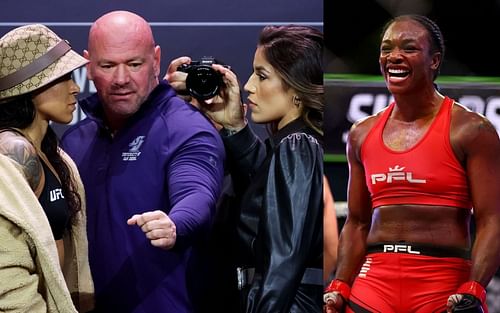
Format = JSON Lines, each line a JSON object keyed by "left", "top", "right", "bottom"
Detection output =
{"left": 360, "top": 96, "right": 472, "bottom": 209}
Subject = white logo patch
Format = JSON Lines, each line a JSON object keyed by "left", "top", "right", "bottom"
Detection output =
{"left": 122, "top": 136, "right": 145, "bottom": 161}
{"left": 371, "top": 165, "right": 426, "bottom": 185}
{"left": 383, "top": 244, "right": 421, "bottom": 254}
{"left": 49, "top": 188, "right": 64, "bottom": 202}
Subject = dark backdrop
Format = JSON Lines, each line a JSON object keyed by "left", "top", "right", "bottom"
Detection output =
{"left": 325, "top": 0, "right": 500, "bottom": 76}
{"left": 323, "top": 0, "right": 500, "bottom": 204}
{"left": 0, "top": 0, "right": 322, "bottom": 138}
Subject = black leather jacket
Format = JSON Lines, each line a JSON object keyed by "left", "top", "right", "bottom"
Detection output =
{"left": 222, "top": 118, "right": 324, "bottom": 313}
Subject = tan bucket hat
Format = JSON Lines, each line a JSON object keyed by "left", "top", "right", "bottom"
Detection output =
{"left": 0, "top": 23, "right": 88, "bottom": 100}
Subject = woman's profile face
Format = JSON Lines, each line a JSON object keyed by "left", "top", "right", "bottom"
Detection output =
{"left": 31, "top": 73, "right": 80, "bottom": 124}
{"left": 244, "top": 47, "right": 300, "bottom": 130}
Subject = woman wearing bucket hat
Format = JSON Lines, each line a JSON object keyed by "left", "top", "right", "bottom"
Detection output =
{"left": 0, "top": 24, "right": 93, "bottom": 312}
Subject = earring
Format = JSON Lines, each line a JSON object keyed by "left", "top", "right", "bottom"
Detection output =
{"left": 293, "top": 95, "right": 301, "bottom": 107}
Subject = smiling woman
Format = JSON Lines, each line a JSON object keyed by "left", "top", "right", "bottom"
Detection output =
{"left": 0, "top": 23, "right": 93, "bottom": 312}
{"left": 324, "top": 14, "right": 500, "bottom": 313}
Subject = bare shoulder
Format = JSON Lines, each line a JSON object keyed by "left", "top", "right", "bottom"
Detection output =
{"left": 451, "top": 102, "right": 499, "bottom": 143}
{"left": 0, "top": 131, "right": 37, "bottom": 165}
{"left": 0, "top": 131, "right": 43, "bottom": 193}
{"left": 348, "top": 109, "right": 385, "bottom": 146}
{"left": 346, "top": 109, "right": 386, "bottom": 162}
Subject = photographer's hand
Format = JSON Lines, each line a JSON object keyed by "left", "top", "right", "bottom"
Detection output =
{"left": 164, "top": 56, "right": 191, "bottom": 102}
{"left": 200, "top": 64, "right": 246, "bottom": 132}
{"left": 165, "top": 58, "right": 246, "bottom": 131}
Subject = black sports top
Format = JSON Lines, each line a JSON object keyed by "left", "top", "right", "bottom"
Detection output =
{"left": 38, "top": 159, "right": 70, "bottom": 240}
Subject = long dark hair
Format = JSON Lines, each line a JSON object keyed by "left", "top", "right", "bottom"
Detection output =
{"left": 258, "top": 25, "right": 324, "bottom": 135}
{"left": 0, "top": 95, "right": 81, "bottom": 229}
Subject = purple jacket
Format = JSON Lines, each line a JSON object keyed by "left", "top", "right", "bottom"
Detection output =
{"left": 61, "top": 81, "right": 225, "bottom": 313}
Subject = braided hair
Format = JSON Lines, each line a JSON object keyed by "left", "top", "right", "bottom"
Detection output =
{"left": 381, "top": 14, "right": 445, "bottom": 81}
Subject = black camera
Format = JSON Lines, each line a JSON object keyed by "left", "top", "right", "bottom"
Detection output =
{"left": 177, "top": 57, "right": 230, "bottom": 100}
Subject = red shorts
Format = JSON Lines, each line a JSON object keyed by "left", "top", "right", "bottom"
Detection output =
{"left": 347, "top": 242, "right": 472, "bottom": 313}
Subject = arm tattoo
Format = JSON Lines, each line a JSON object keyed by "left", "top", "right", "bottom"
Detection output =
{"left": 0, "top": 138, "right": 42, "bottom": 192}
{"left": 477, "top": 118, "right": 498, "bottom": 136}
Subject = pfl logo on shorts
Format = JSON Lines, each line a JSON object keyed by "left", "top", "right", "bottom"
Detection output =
{"left": 383, "top": 244, "right": 421, "bottom": 254}
{"left": 371, "top": 165, "right": 426, "bottom": 185}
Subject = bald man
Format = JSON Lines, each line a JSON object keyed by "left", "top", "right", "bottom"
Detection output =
{"left": 62, "top": 11, "right": 225, "bottom": 313}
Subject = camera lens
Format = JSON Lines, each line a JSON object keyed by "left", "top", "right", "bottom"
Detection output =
{"left": 186, "top": 65, "right": 222, "bottom": 100}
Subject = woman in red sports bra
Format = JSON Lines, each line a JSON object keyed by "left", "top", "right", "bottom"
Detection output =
{"left": 325, "top": 14, "right": 500, "bottom": 313}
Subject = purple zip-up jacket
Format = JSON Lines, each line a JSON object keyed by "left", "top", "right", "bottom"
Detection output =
{"left": 61, "top": 81, "right": 225, "bottom": 313}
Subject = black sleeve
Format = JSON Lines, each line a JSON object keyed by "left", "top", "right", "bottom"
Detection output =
{"left": 252, "top": 133, "right": 324, "bottom": 313}
{"left": 221, "top": 124, "right": 267, "bottom": 193}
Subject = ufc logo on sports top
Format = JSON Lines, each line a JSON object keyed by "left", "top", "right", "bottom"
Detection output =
{"left": 371, "top": 165, "right": 426, "bottom": 185}
{"left": 383, "top": 244, "right": 421, "bottom": 254}
{"left": 50, "top": 188, "right": 64, "bottom": 202}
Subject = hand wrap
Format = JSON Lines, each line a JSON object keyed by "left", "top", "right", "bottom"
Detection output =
{"left": 448, "top": 281, "right": 488, "bottom": 313}
{"left": 324, "top": 279, "right": 350, "bottom": 305}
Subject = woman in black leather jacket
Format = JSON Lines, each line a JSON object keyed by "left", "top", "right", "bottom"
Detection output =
{"left": 214, "top": 25, "right": 324, "bottom": 313}
{"left": 166, "top": 25, "right": 324, "bottom": 313}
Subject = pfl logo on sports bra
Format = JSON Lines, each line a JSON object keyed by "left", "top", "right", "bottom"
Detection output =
{"left": 371, "top": 165, "right": 426, "bottom": 185}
